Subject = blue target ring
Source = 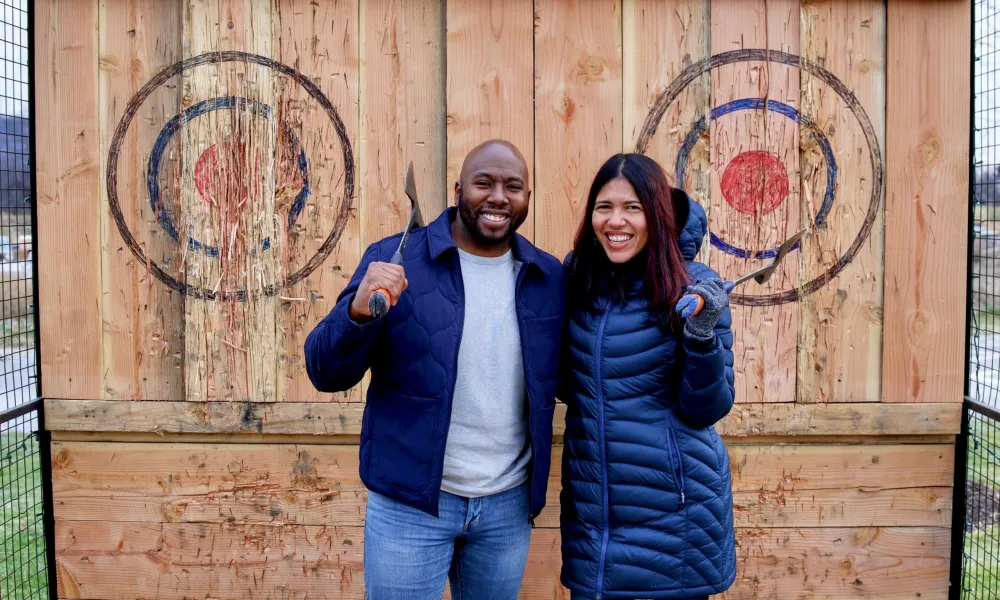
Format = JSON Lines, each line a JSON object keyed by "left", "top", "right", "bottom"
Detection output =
{"left": 675, "top": 97, "right": 838, "bottom": 259}
{"left": 147, "top": 95, "right": 310, "bottom": 257}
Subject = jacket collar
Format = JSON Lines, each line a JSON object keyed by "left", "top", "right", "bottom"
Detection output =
{"left": 427, "top": 207, "right": 550, "bottom": 276}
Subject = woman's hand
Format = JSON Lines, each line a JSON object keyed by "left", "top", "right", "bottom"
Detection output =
{"left": 682, "top": 278, "right": 729, "bottom": 342}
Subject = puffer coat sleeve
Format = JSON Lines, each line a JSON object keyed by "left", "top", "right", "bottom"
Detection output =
{"left": 674, "top": 266, "right": 735, "bottom": 429}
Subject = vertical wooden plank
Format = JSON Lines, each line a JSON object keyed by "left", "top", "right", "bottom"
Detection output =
{"left": 445, "top": 0, "right": 535, "bottom": 242}
{"left": 273, "top": 0, "right": 361, "bottom": 403}
{"left": 534, "top": 0, "right": 623, "bottom": 260}
{"left": 182, "top": 0, "right": 279, "bottom": 402}
{"left": 36, "top": 0, "right": 103, "bottom": 399}
{"left": 624, "top": 0, "right": 711, "bottom": 265}
{"left": 181, "top": 0, "right": 224, "bottom": 402}
{"left": 99, "top": 0, "right": 185, "bottom": 400}
{"left": 711, "top": 0, "right": 800, "bottom": 404}
{"left": 361, "top": 0, "right": 446, "bottom": 242}
{"left": 797, "top": 1, "right": 886, "bottom": 403}
{"left": 883, "top": 0, "right": 970, "bottom": 403}
{"left": 239, "top": 0, "right": 280, "bottom": 405}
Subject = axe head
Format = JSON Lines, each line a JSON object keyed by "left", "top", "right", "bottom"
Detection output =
{"left": 735, "top": 229, "right": 808, "bottom": 287}
{"left": 404, "top": 161, "right": 425, "bottom": 228}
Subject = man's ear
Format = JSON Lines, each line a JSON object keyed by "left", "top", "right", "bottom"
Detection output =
{"left": 453, "top": 181, "right": 462, "bottom": 205}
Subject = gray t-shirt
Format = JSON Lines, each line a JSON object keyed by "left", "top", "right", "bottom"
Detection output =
{"left": 440, "top": 247, "right": 531, "bottom": 497}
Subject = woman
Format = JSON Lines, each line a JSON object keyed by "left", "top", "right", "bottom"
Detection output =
{"left": 558, "top": 153, "right": 736, "bottom": 600}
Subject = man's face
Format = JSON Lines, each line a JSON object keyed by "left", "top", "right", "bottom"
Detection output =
{"left": 455, "top": 145, "right": 530, "bottom": 246}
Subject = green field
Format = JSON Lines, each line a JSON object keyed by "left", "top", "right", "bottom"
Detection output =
{"left": 1, "top": 432, "right": 49, "bottom": 599}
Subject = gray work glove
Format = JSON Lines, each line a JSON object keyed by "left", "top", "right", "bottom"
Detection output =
{"left": 682, "top": 278, "right": 729, "bottom": 342}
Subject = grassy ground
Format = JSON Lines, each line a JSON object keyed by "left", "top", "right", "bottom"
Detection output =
{"left": 963, "top": 523, "right": 1000, "bottom": 600}
{"left": 1, "top": 431, "right": 49, "bottom": 599}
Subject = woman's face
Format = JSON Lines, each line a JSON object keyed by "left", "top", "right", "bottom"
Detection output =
{"left": 591, "top": 177, "right": 648, "bottom": 264}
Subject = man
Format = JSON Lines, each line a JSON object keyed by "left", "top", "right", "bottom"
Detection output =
{"left": 304, "top": 139, "right": 566, "bottom": 599}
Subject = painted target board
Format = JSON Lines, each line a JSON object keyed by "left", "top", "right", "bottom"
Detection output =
{"left": 637, "top": 49, "right": 884, "bottom": 307}
{"left": 106, "top": 51, "right": 355, "bottom": 302}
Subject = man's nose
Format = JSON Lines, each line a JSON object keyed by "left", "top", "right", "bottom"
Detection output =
{"left": 488, "top": 183, "right": 506, "bottom": 203}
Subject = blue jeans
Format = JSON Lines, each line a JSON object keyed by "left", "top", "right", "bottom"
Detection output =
{"left": 364, "top": 481, "right": 532, "bottom": 599}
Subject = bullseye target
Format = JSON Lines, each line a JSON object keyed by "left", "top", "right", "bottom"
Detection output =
{"left": 106, "top": 51, "right": 354, "bottom": 301}
{"left": 637, "top": 49, "right": 884, "bottom": 306}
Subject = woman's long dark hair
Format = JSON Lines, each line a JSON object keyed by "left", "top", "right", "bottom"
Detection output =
{"left": 567, "top": 153, "right": 691, "bottom": 330}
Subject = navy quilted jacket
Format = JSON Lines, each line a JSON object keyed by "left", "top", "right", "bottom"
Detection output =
{"left": 559, "top": 195, "right": 737, "bottom": 599}
{"left": 304, "top": 207, "right": 566, "bottom": 519}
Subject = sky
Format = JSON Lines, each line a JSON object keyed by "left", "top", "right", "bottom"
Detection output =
{"left": 0, "top": 0, "right": 28, "bottom": 118}
{"left": 976, "top": 1, "right": 1000, "bottom": 174}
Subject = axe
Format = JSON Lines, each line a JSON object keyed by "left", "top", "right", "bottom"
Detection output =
{"left": 368, "top": 161, "right": 424, "bottom": 320}
{"left": 676, "top": 228, "right": 807, "bottom": 318}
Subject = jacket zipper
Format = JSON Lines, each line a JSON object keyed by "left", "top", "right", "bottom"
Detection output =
{"left": 666, "top": 427, "right": 686, "bottom": 505}
{"left": 595, "top": 308, "right": 611, "bottom": 599}
{"left": 514, "top": 265, "right": 539, "bottom": 526}
{"left": 437, "top": 252, "right": 466, "bottom": 515}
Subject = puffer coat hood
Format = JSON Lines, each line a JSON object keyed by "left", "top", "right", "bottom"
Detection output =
{"left": 558, "top": 193, "right": 737, "bottom": 599}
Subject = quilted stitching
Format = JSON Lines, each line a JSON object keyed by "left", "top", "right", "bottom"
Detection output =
{"left": 304, "top": 207, "right": 567, "bottom": 518}
{"left": 559, "top": 195, "right": 737, "bottom": 599}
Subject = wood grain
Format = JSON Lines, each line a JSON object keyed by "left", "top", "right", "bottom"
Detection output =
{"left": 272, "top": 0, "right": 362, "bottom": 403}
{"left": 533, "top": 0, "right": 622, "bottom": 259}
{"left": 98, "top": 0, "right": 185, "bottom": 401}
{"left": 52, "top": 441, "right": 952, "bottom": 529}
{"left": 360, "top": 0, "right": 446, "bottom": 242}
{"left": 624, "top": 0, "right": 711, "bottom": 265}
{"left": 710, "top": 0, "right": 802, "bottom": 404}
{"left": 797, "top": 0, "right": 886, "bottom": 404}
{"left": 36, "top": 0, "right": 103, "bottom": 399}
{"left": 445, "top": 0, "right": 535, "bottom": 242}
{"left": 43, "top": 398, "right": 963, "bottom": 436}
{"left": 883, "top": 0, "right": 971, "bottom": 403}
{"left": 53, "top": 522, "right": 949, "bottom": 599}
{"left": 180, "top": 0, "right": 229, "bottom": 402}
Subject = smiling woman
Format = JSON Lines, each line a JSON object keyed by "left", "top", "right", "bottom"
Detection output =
{"left": 559, "top": 153, "right": 737, "bottom": 600}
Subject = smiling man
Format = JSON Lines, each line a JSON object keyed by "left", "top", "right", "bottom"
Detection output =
{"left": 304, "top": 139, "right": 566, "bottom": 600}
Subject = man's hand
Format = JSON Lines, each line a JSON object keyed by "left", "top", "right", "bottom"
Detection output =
{"left": 348, "top": 261, "right": 408, "bottom": 322}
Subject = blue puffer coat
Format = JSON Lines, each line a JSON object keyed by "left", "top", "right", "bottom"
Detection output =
{"left": 559, "top": 195, "right": 737, "bottom": 599}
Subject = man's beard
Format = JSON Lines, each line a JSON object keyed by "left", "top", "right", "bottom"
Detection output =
{"left": 457, "top": 191, "right": 527, "bottom": 246}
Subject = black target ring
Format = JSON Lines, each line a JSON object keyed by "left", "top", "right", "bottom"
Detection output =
{"left": 106, "top": 50, "right": 355, "bottom": 301}
{"left": 636, "top": 48, "right": 884, "bottom": 307}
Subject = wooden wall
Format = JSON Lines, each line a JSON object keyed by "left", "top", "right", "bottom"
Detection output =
{"left": 35, "top": 0, "right": 970, "bottom": 598}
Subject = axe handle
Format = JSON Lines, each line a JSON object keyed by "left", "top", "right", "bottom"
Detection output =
{"left": 676, "top": 280, "right": 736, "bottom": 319}
{"left": 368, "top": 250, "right": 404, "bottom": 320}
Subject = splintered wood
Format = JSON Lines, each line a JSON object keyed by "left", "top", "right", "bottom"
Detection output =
{"left": 797, "top": 0, "right": 885, "bottom": 404}
{"left": 624, "top": 0, "right": 711, "bottom": 259}
{"left": 52, "top": 441, "right": 953, "bottom": 529}
{"left": 99, "top": 0, "right": 185, "bottom": 400}
{"left": 711, "top": 0, "right": 800, "bottom": 403}
{"left": 181, "top": 0, "right": 279, "bottom": 403}
{"left": 34, "top": 0, "right": 972, "bottom": 598}
{"left": 273, "top": 0, "right": 361, "bottom": 403}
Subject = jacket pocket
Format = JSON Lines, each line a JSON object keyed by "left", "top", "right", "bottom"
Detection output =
{"left": 665, "top": 426, "right": 687, "bottom": 505}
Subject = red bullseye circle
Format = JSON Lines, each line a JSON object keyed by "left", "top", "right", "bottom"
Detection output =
{"left": 720, "top": 150, "right": 788, "bottom": 216}
{"left": 194, "top": 141, "right": 260, "bottom": 205}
